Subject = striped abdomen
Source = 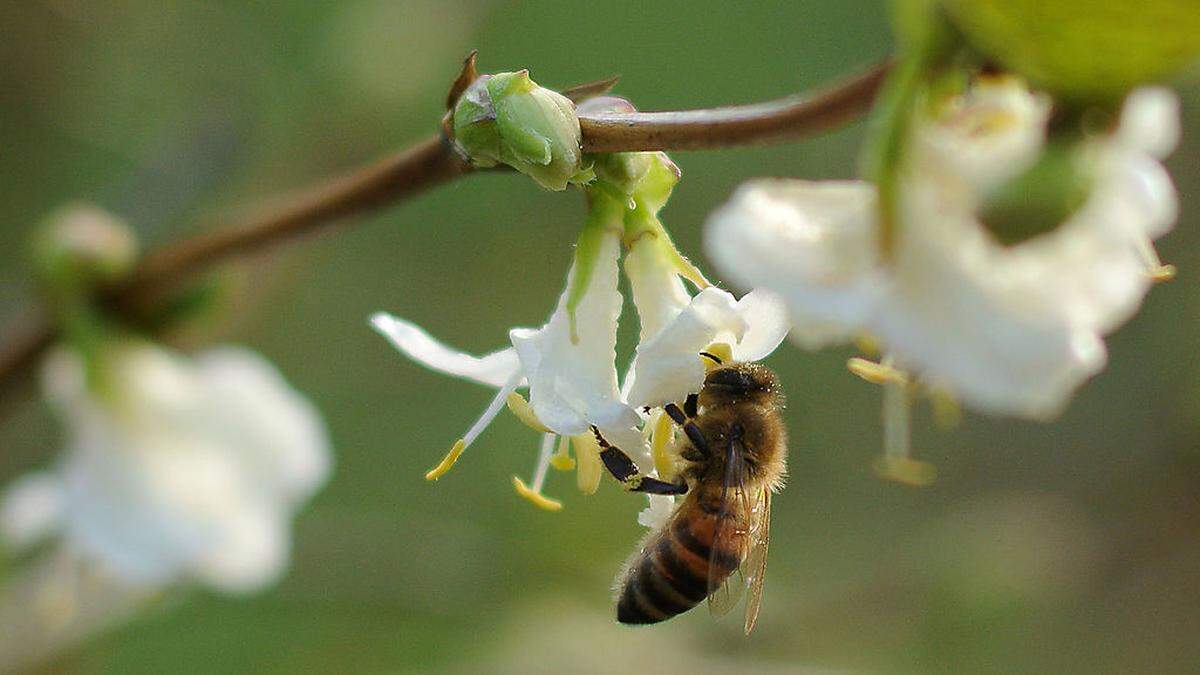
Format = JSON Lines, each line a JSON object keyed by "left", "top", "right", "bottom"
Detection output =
{"left": 616, "top": 496, "right": 747, "bottom": 625}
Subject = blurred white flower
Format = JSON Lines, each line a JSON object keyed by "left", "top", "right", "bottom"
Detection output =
{"left": 0, "top": 343, "right": 331, "bottom": 594}
{"left": 706, "top": 81, "right": 1179, "bottom": 420}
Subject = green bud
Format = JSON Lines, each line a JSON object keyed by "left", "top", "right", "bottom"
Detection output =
{"left": 32, "top": 204, "right": 138, "bottom": 293}
{"left": 451, "top": 70, "right": 588, "bottom": 191}
{"left": 940, "top": 0, "right": 1200, "bottom": 103}
{"left": 979, "top": 140, "right": 1094, "bottom": 246}
{"left": 592, "top": 152, "right": 653, "bottom": 196}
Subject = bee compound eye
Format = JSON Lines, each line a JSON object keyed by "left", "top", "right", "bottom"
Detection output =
{"left": 705, "top": 367, "right": 757, "bottom": 392}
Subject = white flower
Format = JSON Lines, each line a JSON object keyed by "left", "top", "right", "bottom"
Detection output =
{"left": 706, "top": 81, "right": 1178, "bottom": 420}
{"left": 510, "top": 229, "right": 644, "bottom": 447}
{"left": 0, "top": 343, "right": 332, "bottom": 593}
{"left": 373, "top": 226, "right": 643, "bottom": 500}
{"left": 372, "top": 182, "right": 788, "bottom": 509}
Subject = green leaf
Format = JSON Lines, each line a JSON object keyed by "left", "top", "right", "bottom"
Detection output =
{"left": 940, "top": 0, "right": 1200, "bottom": 102}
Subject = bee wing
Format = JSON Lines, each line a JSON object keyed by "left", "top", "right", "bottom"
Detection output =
{"left": 706, "top": 436, "right": 753, "bottom": 618}
{"left": 742, "top": 488, "right": 771, "bottom": 635}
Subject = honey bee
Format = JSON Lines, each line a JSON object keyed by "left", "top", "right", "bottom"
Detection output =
{"left": 592, "top": 357, "right": 787, "bottom": 634}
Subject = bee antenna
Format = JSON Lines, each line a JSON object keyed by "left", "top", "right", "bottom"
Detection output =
{"left": 699, "top": 351, "right": 724, "bottom": 365}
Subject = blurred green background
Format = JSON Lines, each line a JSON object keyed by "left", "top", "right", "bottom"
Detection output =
{"left": 1, "top": 1, "right": 1198, "bottom": 673}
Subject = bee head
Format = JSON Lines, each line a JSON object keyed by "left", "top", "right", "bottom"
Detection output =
{"left": 700, "top": 362, "right": 782, "bottom": 406}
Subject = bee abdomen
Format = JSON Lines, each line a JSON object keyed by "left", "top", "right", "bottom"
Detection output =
{"left": 617, "top": 513, "right": 744, "bottom": 626}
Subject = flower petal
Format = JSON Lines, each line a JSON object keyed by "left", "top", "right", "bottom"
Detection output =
{"left": 705, "top": 179, "right": 886, "bottom": 348}
{"left": 625, "top": 287, "right": 746, "bottom": 409}
{"left": 914, "top": 77, "right": 1049, "bottom": 195}
{"left": 637, "top": 494, "right": 675, "bottom": 529}
{"left": 625, "top": 235, "right": 691, "bottom": 342}
{"left": 0, "top": 472, "right": 65, "bottom": 551}
{"left": 194, "top": 347, "right": 332, "bottom": 507}
{"left": 509, "top": 228, "right": 639, "bottom": 437}
{"left": 191, "top": 505, "right": 289, "bottom": 594}
{"left": 1117, "top": 87, "right": 1180, "bottom": 160}
{"left": 370, "top": 313, "right": 522, "bottom": 388}
{"left": 60, "top": 433, "right": 252, "bottom": 587}
{"left": 731, "top": 290, "right": 790, "bottom": 362}
{"left": 884, "top": 186, "right": 1110, "bottom": 418}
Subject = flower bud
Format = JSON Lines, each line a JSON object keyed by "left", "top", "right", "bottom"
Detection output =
{"left": 451, "top": 70, "right": 587, "bottom": 191}
{"left": 32, "top": 204, "right": 138, "bottom": 292}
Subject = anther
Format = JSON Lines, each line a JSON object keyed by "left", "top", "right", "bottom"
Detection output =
{"left": 425, "top": 439, "right": 466, "bottom": 481}
{"left": 847, "top": 357, "right": 909, "bottom": 385}
{"left": 506, "top": 392, "right": 552, "bottom": 433}
{"left": 1135, "top": 236, "right": 1176, "bottom": 283}
{"left": 650, "top": 411, "right": 676, "bottom": 480}
{"left": 549, "top": 435, "right": 575, "bottom": 471}
{"left": 511, "top": 476, "right": 563, "bottom": 511}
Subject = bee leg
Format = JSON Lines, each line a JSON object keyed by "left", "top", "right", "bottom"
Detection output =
{"left": 592, "top": 427, "right": 688, "bottom": 495}
{"left": 684, "top": 393, "right": 698, "bottom": 418}
{"left": 664, "top": 403, "right": 710, "bottom": 457}
{"left": 628, "top": 476, "right": 688, "bottom": 495}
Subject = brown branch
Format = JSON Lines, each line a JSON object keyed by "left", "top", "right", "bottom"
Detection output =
{"left": 0, "top": 59, "right": 891, "bottom": 406}
{"left": 0, "top": 317, "right": 54, "bottom": 406}
{"left": 118, "top": 135, "right": 471, "bottom": 307}
{"left": 580, "top": 61, "right": 891, "bottom": 152}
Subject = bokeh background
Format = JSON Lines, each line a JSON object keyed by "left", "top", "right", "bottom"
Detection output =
{"left": 1, "top": 2, "right": 1199, "bottom": 673}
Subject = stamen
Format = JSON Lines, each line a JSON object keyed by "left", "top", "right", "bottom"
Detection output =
{"left": 506, "top": 392, "right": 551, "bottom": 433}
{"left": 512, "top": 476, "right": 563, "bottom": 511}
{"left": 425, "top": 440, "right": 465, "bottom": 481}
{"left": 549, "top": 435, "right": 575, "bottom": 471}
{"left": 847, "top": 357, "right": 909, "bottom": 385}
{"left": 874, "top": 372, "right": 936, "bottom": 487}
{"left": 572, "top": 433, "right": 602, "bottom": 494}
{"left": 1135, "top": 236, "right": 1176, "bottom": 282}
{"left": 531, "top": 433, "right": 556, "bottom": 493}
{"left": 425, "top": 373, "right": 521, "bottom": 481}
{"left": 873, "top": 455, "right": 938, "bottom": 487}
{"left": 650, "top": 410, "right": 676, "bottom": 480}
